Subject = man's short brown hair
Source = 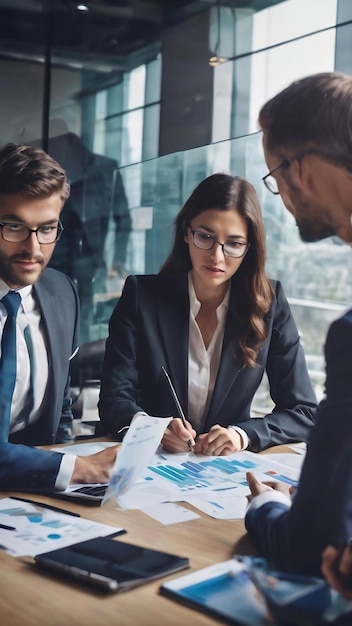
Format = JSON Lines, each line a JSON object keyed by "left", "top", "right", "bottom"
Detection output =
{"left": 259, "top": 72, "right": 352, "bottom": 172}
{"left": 0, "top": 143, "right": 70, "bottom": 202}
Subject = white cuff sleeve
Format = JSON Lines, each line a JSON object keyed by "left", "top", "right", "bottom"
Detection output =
{"left": 228, "top": 425, "right": 249, "bottom": 451}
{"left": 54, "top": 453, "right": 76, "bottom": 491}
{"left": 248, "top": 489, "right": 292, "bottom": 512}
{"left": 132, "top": 411, "right": 148, "bottom": 423}
{"left": 117, "top": 412, "right": 148, "bottom": 435}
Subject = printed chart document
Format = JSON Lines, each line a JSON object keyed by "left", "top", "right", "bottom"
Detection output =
{"left": 102, "top": 414, "right": 173, "bottom": 504}
{"left": 0, "top": 497, "right": 125, "bottom": 557}
{"left": 117, "top": 449, "right": 300, "bottom": 519}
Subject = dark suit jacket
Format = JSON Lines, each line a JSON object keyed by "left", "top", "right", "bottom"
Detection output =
{"left": 245, "top": 309, "right": 352, "bottom": 576}
{"left": 98, "top": 274, "right": 316, "bottom": 450}
{"left": 0, "top": 268, "right": 80, "bottom": 491}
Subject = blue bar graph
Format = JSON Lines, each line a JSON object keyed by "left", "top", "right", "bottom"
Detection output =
{"left": 146, "top": 456, "right": 258, "bottom": 491}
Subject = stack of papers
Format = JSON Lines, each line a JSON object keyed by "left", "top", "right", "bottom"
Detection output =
{"left": 54, "top": 415, "right": 304, "bottom": 523}
{"left": 116, "top": 448, "right": 301, "bottom": 520}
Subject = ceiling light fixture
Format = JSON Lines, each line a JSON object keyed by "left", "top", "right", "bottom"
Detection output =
{"left": 208, "top": 55, "right": 227, "bottom": 67}
{"left": 76, "top": 3, "right": 89, "bottom": 11}
{"left": 209, "top": 0, "right": 227, "bottom": 67}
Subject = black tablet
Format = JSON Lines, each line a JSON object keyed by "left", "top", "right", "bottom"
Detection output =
{"left": 35, "top": 536, "right": 189, "bottom": 592}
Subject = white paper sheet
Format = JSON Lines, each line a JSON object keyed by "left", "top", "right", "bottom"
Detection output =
{"left": 288, "top": 442, "right": 307, "bottom": 456}
{"left": 51, "top": 441, "right": 119, "bottom": 456}
{"left": 262, "top": 453, "right": 304, "bottom": 471}
{"left": 102, "top": 414, "right": 173, "bottom": 504}
{"left": 184, "top": 490, "right": 249, "bottom": 520}
{"left": 0, "top": 497, "right": 124, "bottom": 557}
{"left": 141, "top": 502, "right": 200, "bottom": 524}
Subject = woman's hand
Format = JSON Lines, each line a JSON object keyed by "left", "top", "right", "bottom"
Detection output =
{"left": 161, "top": 418, "right": 196, "bottom": 453}
{"left": 193, "top": 425, "right": 243, "bottom": 456}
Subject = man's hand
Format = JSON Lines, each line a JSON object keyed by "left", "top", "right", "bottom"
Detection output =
{"left": 71, "top": 445, "right": 119, "bottom": 484}
{"left": 322, "top": 545, "right": 352, "bottom": 599}
{"left": 246, "top": 470, "right": 292, "bottom": 502}
{"left": 193, "top": 425, "right": 242, "bottom": 456}
{"left": 161, "top": 418, "right": 196, "bottom": 453}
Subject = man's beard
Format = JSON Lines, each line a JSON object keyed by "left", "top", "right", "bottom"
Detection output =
{"left": 289, "top": 186, "right": 336, "bottom": 243}
{"left": 0, "top": 250, "right": 44, "bottom": 287}
{"left": 297, "top": 218, "right": 336, "bottom": 243}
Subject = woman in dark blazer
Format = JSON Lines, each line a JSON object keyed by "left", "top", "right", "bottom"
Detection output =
{"left": 98, "top": 173, "right": 317, "bottom": 454}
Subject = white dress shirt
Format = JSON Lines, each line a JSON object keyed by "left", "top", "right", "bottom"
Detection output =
{"left": 0, "top": 284, "right": 49, "bottom": 432}
{"left": 187, "top": 273, "right": 228, "bottom": 430}
{"left": 187, "top": 273, "right": 249, "bottom": 449}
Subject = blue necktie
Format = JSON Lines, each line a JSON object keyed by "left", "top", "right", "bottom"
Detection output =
{"left": 0, "top": 291, "right": 21, "bottom": 442}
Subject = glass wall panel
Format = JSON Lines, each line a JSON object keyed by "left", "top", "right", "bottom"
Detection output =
{"left": 252, "top": 0, "right": 337, "bottom": 49}
{"left": 212, "top": 18, "right": 337, "bottom": 140}
{"left": 214, "top": 0, "right": 338, "bottom": 60}
{"left": 40, "top": 50, "right": 161, "bottom": 343}
{"left": 0, "top": 58, "right": 45, "bottom": 145}
{"left": 247, "top": 29, "right": 336, "bottom": 134}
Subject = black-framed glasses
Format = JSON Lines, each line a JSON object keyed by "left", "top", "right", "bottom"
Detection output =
{"left": 263, "top": 148, "right": 343, "bottom": 195}
{"left": 0, "top": 221, "right": 64, "bottom": 244}
{"left": 262, "top": 160, "right": 290, "bottom": 195}
{"left": 189, "top": 228, "right": 249, "bottom": 258}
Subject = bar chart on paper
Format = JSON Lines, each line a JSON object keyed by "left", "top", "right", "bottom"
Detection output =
{"left": 143, "top": 451, "right": 299, "bottom": 495}
{"left": 116, "top": 451, "right": 301, "bottom": 519}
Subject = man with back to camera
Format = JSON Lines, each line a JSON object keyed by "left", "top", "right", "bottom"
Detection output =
{"left": 0, "top": 143, "right": 117, "bottom": 492}
{"left": 243, "top": 72, "right": 352, "bottom": 594}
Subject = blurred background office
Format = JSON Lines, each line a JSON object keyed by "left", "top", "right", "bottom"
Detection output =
{"left": 0, "top": 0, "right": 351, "bottom": 419}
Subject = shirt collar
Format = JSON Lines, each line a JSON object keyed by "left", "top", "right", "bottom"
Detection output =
{"left": 0, "top": 279, "right": 33, "bottom": 302}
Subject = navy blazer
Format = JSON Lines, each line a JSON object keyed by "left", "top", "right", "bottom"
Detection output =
{"left": 245, "top": 309, "right": 352, "bottom": 576}
{"left": 0, "top": 268, "right": 80, "bottom": 491}
{"left": 99, "top": 274, "right": 316, "bottom": 450}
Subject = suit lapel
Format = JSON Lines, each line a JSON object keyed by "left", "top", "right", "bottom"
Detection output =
{"left": 33, "top": 279, "right": 60, "bottom": 422}
{"left": 156, "top": 274, "right": 189, "bottom": 414}
{"left": 207, "top": 286, "right": 243, "bottom": 420}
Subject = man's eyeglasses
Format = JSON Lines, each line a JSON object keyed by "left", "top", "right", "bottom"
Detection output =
{"left": 262, "top": 160, "right": 290, "bottom": 195}
{"left": 262, "top": 148, "right": 342, "bottom": 195}
{"left": 0, "top": 221, "right": 64, "bottom": 244}
{"left": 189, "top": 228, "right": 249, "bottom": 259}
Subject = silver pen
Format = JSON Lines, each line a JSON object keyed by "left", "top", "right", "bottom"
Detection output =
{"left": 161, "top": 366, "right": 194, "bottom": 450}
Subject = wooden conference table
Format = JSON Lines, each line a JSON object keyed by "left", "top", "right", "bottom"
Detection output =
{"left": 0, "top": 443, "right": 293, "bottom": 626}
